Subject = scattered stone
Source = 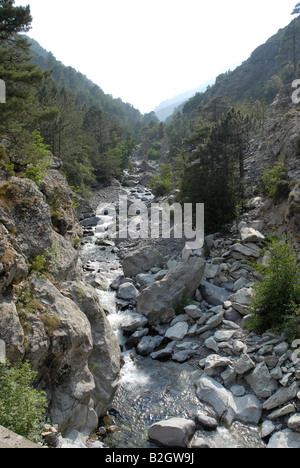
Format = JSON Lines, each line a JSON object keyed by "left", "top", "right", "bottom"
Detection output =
{"left": 267, "top": 429, "right": 300, "bottom": 449}
{"left": 204, "top": 354, "right": 232, "bottom": 376}
{"left": 196, "top": 375, "right": 262, "bottom": 426}
{"left": 172, "top": 350, "right": 197, "bottom": 363}
{"left": 200, "top": 280, "right": 231, "bottom": 306}
{"left": 233, "top": 354, "right": 256, "bottom": 375}
{"left": 121, "top": 313, "right": 148, "bottom": 334}
{"left": 125, "top": 328, "right": 149, "bottom": 349}
{"left": 230, "top": 385, "right": 246, "bottom": 397}
{"left": 165, "top": 322, "right": 189, "bottom": 341}
{"left": 261, "top": 420, "right": 276, "bottom": 439}
{"left": 117, "top": 282, "right": 139, "bottom": 300}
{"left": 122, "top": 246, "right": 164, "bottom": 277}
{"left": 214, "top": 329, "right": 236, "bottom": 342}
{"left": 204, "top": 336, "right": 220, "bottom": 353}
{"left": 150, "top": 341, "right": 176, "bottom": 360}
{"left": 268, "top": 404, "right": 296, "bottom": 420}
{"left": 184, "top": 304, "right": 203, "bottom": 319}
{"left": 263, "top": 382, "right": 299, "bottom": 411}
{"left": 288, "top": 413, "right": 300, "bottom": 432}
{"left": 192, "top": 412, "right": 218, "bottom": 431}
{"left": 136, "top": 335, "right": 164, "bottom": 356}
{"left": 231, "top": 243, "right": 261, "bottom": 258}
{"left": 240, "top": 227, "right": 265, "bottom": 243}
{"left": 244, "top": 362, "right": 278, "bottom": 399}
{"left": 228, "top": 288, "right": 254, "bottom": 315}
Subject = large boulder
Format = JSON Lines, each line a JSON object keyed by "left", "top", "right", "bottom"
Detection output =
{"left": 136, "top": 257, "right": 206, "bottom": 325}
{"left": 148, "top": 418, "right": 196, "bottom": 447}
{"left": 122, "top": 246, "right": 164, "bottom": 277}
{"left": 196, "top": 375, "right": 262, "bottom": 426}
{"left": 240, "top": 226, "right": 265, "bottom": 243}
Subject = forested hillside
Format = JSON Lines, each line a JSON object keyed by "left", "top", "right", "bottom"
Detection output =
{"left": 181, "top": 15, "right": 300, "bottom": 117}
{"left": 0, "top": 10, "right": 144, "bottom": 195}
{"left": 28, "top": 37, "right": 143, "bottom": 135}
{"left": 146, "top": 13, "right": 300, "bottom": 236}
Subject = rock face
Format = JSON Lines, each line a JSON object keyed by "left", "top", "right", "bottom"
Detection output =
{"left": 0, "top": 171, "right": 121, "bottom": 436}
{"left": 136, "top": 257, "right": 206, "bottom": 325}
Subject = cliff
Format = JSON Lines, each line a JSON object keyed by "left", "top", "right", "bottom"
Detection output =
{"left": 0, "top": 159, "right": 121, "bottom": 436}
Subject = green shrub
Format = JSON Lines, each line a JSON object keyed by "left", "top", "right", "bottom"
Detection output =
{"left": 23, "top": 130, "right": 51, "bottom": 187}
{"left": 147, "top": 147, "right": 160, "bottom": 161}
{"left": 30, "top": 243, "right": 60, "bottom": 277}
{"left": 150, "top": 164, "right": 173, "bottom": 197}
{"left": 262, "top": 155, "right": 290, "bottom": 203}
{"left": 248, "top": 235, "right": 300, "bottom": 341}
{"left": 0, "top": 360, "right": 47, "bottom": 441}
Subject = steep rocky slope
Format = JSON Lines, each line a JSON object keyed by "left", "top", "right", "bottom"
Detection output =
{"left": 244, "top": 84, "right": 300, "bottom": 245}
{"left": 0, "top": 160, "right": 121, "bottom": 436}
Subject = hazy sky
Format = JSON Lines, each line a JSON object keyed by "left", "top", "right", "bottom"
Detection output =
{"left": 16, "top": 0, "right": 297, "bottom": 113}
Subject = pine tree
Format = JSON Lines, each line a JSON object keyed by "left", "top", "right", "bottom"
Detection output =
{"left": 0, "top": 0, "right": 31, "bottom": 40}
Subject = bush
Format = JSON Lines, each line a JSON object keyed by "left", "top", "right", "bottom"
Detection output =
{"left": 248, "top": 235, "right": 300, "bottom": 341}
{"left": 149, "top": 164, "right": 173, "bottom": 197}
{"left": 262, "top": 155, "right": 290, "bottom": 203}
{"left": 147, "top": 147, "right": 160, "bottom": 161}
{"left": 0, "top": 360, "right": 47, "bottom": 441}
{"left": 23, "top": 130, "right": 51, "bottom": 187}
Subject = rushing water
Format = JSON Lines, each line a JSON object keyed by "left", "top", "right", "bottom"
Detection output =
{"left": 80, "top": 185, "right": 265, "bottom": 449}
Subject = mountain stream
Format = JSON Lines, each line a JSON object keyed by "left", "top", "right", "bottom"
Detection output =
{"left": 80, "top": 184, "right": 264, "bottom": 449}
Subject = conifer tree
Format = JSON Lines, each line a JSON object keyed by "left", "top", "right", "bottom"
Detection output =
{"left": 0, "top": 0, "right": 31, "bottom": 40}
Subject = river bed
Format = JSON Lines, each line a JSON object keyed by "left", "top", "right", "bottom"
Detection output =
{"left": 80, "top": 184, "right": 265, "bottom": 449}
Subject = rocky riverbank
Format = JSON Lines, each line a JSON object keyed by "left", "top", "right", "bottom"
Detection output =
{"left": 0, "top": 161, "right": 121, "bottom": 438}
{"left": 81, "top": 164, "right": 300, "bottom": 449}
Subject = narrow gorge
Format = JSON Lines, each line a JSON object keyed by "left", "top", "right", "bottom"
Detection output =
{"left": 1, "top": 2, "right": 300, "bottom": 449}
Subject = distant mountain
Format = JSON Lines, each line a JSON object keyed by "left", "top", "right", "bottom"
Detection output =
{"left": 26, "top": 36, "right": 143, "bottom": 133}
{"left": 154, "top": 79, "right": 214, "bottom": 122}
{"left": 182, "top": 17, "right": 300, "bottom": 115}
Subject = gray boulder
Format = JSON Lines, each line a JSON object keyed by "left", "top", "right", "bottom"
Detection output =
{"left": 196, "top": 375, "right": 262, "bottom": 426}
{"left": 122, "top": 246, "right": 164, "bottom": 277}
{"left": 117, "top": 282, "right": 139, "bottom": 300}
{"left": 121, "top": 313, "right": 148, "bottom": 334}
{"left": 137, "top": 257, "right": 206, "bottom": 325}
{"left": 262, "top": 382, "right": 299, "bottom": 411}
{"left": 165, "top": 322, "right": 189, "bottom": 341}
{"left": 267, "top": 429, "right": 300, "bottom": 448}
{"left": 148, "top": 418, "right": 196, "bottom": 447}
{"left": 240, "top": 226, "right": 265, "bottom": 243}
{"left": 244, "top": 362, "right": 278, "bottom": 399}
